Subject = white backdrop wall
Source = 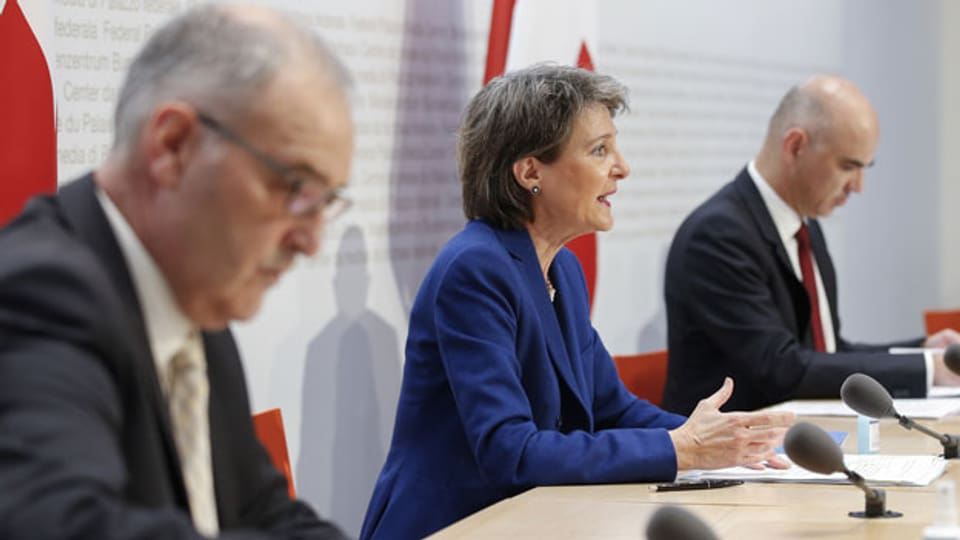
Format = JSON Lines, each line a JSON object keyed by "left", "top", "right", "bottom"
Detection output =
{"left": 593, "top": 0, "right": 844, "bottom": 352}
{"left": 14, "top": 0, "right": 957, "bottom": 535}
{"left": 942, "top": 0, "right": 960, "bottom": 308}
{"left": 836, "top": 0, "right": 944, "bottom": 341}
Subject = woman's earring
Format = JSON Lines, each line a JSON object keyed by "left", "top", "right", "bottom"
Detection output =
{"left": 531, "top": 185, "right": 541, "bottom": 195}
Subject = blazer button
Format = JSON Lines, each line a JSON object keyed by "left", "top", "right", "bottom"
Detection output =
{"left": 555, "top": 416, "right": 563, "bottom": 429}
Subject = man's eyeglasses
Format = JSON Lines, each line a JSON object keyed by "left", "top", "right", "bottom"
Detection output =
{"left": 196, "top": 112, "right": 351, "bottom": 220}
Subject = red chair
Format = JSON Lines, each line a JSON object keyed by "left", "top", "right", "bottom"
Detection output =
{"left": 924, "top": 309, "right": 960, "bottom": 335}
{"left": 612, "top": 350, "right": 669, "bottom": 406}
{"left": 252, "top": 408, "right": 296, "bottom": 499}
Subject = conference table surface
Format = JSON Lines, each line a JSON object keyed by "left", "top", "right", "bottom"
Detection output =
{"left": 429, "top": 415, "right": 959, "bottom": 539}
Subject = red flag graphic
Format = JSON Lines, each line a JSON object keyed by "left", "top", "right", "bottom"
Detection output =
{"left": 483, "top": 0, "right": 599, "bottom": 310}
{"left": 0, "top": 0, "right": 57, "bottom": 226}
{"left": 483, "top": 0, "right": 516, "bottom": 85}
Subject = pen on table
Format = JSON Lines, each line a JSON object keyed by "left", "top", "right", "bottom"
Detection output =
{"left": 649, "top": 479, "right": 744, "bottom": 492}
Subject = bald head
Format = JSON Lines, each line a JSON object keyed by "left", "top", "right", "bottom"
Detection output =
{"left": 766, "top": 75, "right": 878, "bottom": 150}
{"left": 756, "top": 75, "right": 880, "bottom": 218}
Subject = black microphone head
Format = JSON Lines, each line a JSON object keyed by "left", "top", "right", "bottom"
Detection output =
{"left": 840, "top": 373, "right": 896, "bottom": 418}
{"left": 784, "top": 421, "right": 845, "bottom": 475}
{"left": 646, "top": 505, "right": 719, "bottom": 540}
{"left": 944, "top": 343, "right": 960, "bottom": 376}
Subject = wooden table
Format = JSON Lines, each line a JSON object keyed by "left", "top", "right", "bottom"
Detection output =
{"left": 430, "top": 415, "right": 960, "bottom": 538}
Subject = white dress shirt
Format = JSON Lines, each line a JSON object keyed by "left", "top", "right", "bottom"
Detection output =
{"left": 95, "top": 186, "right": 220, "bottom": 535}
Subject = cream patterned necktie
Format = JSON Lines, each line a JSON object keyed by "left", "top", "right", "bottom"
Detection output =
{"left": 168, "top": 332, "right": 220, "bottom": 537}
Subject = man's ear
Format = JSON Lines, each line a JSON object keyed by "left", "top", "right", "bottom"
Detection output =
{"left": 511, "top": 156, "right": 542, "bottom": 192}
{"left": 782, "top": 127, "right": 808, "bottom": 167}
{"left": 143, "top": 103, "right": 200, "bottom": 189}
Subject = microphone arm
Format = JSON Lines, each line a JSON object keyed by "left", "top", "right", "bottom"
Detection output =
{"left": 895, "top": 413, "right": 960, "bottom": 458}
{"left": 844, "top": 469, "right": 895, "bottom": 518}
{"left": 846, "top": 469, "right": 882, "bottom": 501}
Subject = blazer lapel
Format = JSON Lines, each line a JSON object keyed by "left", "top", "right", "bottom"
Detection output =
{"left": 202, "top": 330, "right": 231, "bottom": 517}
{"left": 733, "top": 169, "right": 810, "bottom": 334}
{"left": 734, "top": 170, "right": 797, "bottom": 280}
{"left": 806, "top": 219, "right": 840, "bottom": 333}
{"left": 548, "top": 259, "right": 591, "bottom": 411}
{"left": 57, "top": 174, "right": 188, "bottom": 503}
{"left": 495, "top": 227, "right": 590, "bottom": 415}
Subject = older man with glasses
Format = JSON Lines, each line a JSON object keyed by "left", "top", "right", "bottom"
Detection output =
{"left": 0, "top": 4, "right": 353, "bottom": 539}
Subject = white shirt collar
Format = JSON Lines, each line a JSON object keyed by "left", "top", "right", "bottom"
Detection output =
{"left": 94, "top": 187, "right": 194, "bottom": 379}
{"left": 747, "top": 160, "right": 804, "bottom": 242}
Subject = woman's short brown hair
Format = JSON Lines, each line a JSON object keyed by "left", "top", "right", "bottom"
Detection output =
{"left": 458, "top": 63, "right": 628, "bottom": 229}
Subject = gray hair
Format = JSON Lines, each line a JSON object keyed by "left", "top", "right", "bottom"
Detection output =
{"left": 112, "top": 4, "right": 350, "bottom": 154}
{"left": 767, "top": 84, "right": 832, "bottom": 146}
{"left": 458, "top": 63, "right": 628, "bottom": 230}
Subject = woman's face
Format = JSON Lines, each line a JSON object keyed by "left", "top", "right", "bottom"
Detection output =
{"left": 529, "top": 104, "right": 630, "bottom": 240}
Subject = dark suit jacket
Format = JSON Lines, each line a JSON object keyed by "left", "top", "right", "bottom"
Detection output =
{"left": 661, "top": 168, "right": 925, "bottom": 415}
{"left": 0, "top": 175, "right": 344, "bottom": 539}
{"left": 360, "top": 220, "right": 685, "bottom": 540}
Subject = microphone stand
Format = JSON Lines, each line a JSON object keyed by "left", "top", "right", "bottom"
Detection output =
{"left": 895, "top": 413, "right": 960, "bottom": 459}
{"left": 844, "top": 470, "right": 902, "bottom": 518}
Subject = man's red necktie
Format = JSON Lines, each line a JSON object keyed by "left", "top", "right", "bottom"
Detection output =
{"left": 796, "top": 223, "right": 826, "bottom": 352}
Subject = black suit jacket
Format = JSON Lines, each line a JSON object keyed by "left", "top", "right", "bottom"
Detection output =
{"left": 0, "top": 175, "right": 345, "bottom": 539}
{"left": 661, "top": 168, "right": 925, "bottom": 415}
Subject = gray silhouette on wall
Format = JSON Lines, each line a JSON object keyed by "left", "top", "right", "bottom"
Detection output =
{"left": 297, "top": 226, "right": 401, "bottom": 537}
{"left": 301, "top": 1, "right": 474, "bottom": 533}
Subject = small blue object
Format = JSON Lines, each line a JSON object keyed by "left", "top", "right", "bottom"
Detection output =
{"left": 830, "top": 431, "right": 848, "bottom": 446}
{"left": 857, "top": 415, "right": 879, "bottom": 454}
{"left": 776, "top": 431, "right": 845, "bottom": 454}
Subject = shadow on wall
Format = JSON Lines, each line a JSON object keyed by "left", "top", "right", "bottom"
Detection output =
{"left": 297, "top": 226, "right": 401, "bottom": 536}
{"left": 388, "top": 0, "right": 470, "bottom": 315}
{"left": 299, "top": 0, "right": 472, "bottom": 533}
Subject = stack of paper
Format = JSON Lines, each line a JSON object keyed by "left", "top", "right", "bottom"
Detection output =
{"left": 765, "top": 398, "right": 960, "bottom": 419}
{"left": 678, "top": 454, "right": 946, "bottom": 486}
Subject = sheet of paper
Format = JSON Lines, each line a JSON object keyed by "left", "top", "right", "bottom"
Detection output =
{"left": 678, "top": 454, "right": 946, "bottom": 486}
{"left": 930, "top": 386, "right": 960, "bottom": 398}
{"left": 765, "top": 398, "right": 960, "bottom": 419}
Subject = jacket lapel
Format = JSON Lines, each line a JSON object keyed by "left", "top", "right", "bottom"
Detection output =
{"left": 495, "top": 226, "right": 590, "bottom": 415}
{"left": 57, "top": 174, "right": 188, "bottom": 503}
{"left": 733, "top": 169, "right": 810, "bottom": 333}
{"left": 734, "top": 169, "right": 797, "bottom": 281}
{"left": 548, "top": 258, "right": 591, "bottom": 413}
{"left": 806, "top": 219, "right": 840, "bottom": 334}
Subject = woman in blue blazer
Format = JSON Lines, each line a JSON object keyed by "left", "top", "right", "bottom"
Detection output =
{"left": 360, "top": 64, "right": 794, "bottom": 540}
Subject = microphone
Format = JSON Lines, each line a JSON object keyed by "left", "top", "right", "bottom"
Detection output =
{"left": 840, "top": 373, "right": 960, "bottom": 458}
{"left": 784, "top": 421, "right": 901, "bottom": 518}
{"left": 646, "top": 505, "right": 719, "bottom": 540}
{"left": 944, "top": 343, "right": 960, "bottom": 376}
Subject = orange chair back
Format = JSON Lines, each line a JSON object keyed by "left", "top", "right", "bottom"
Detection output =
{"left": 252, "top": 408, "right": 296, "bottom": 499}
{"left": 612, "top": 350, "right": 669, "bottom": 406}
{"left": 924, "top": 309, "right": 960, "bottom": 335}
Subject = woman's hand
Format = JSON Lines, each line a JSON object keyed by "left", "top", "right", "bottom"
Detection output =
{"left": 668, "top": 377, "right": 795, "bottom": 471}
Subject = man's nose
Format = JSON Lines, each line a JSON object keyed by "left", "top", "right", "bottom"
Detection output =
{"left": 850, "top": 169, "right": 864, "bottom": 193}
{"left": 287, "top": 218, "right": 323, "bottom": 256}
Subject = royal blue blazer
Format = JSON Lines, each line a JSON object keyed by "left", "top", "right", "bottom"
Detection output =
{"left": 360, "top": 220, "right": 685, "bottom": 539}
